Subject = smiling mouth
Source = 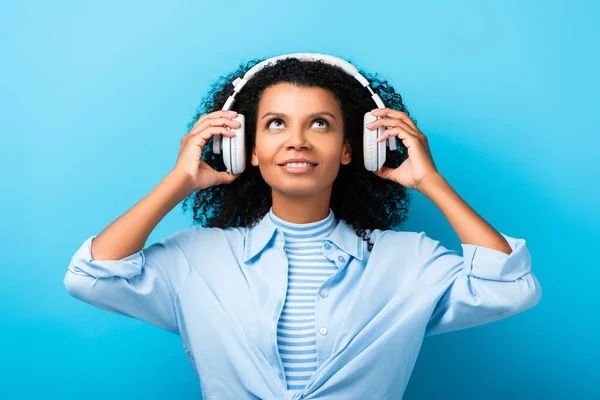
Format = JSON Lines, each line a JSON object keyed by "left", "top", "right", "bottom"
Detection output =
{"left": 279, "top": 163, "right": 317, "bottom": 173}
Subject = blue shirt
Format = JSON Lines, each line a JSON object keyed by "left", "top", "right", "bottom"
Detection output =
{"left": 64, "top": 207, "right": 542, "bottom": 399}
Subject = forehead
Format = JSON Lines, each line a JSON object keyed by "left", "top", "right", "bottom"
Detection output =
{"left": 258, "top": 83, "right": 341, "bottom": 114}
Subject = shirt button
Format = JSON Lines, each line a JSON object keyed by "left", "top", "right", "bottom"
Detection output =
{"left": 320, "top": 290, "right": 328, "bottom": 298}
{"left": 319, "top": 327, "right": 328, "bottom": 335}
{"left": 324, "top": 243, "right": 331, "bottom": 250}
{"left": 337, "top": 255, "right": 345, "bottom": 263}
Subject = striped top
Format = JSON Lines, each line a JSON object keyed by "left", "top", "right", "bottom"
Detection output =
{"left": 268, "top": 207, "right": 338, "bottom": 392}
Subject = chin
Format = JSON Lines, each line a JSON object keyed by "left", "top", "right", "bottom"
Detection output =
{"left": 260, "top": 167, "right": 336, "bottom": 195}
{"left": 275, "top": 185, "right": 321, "bottom": 195}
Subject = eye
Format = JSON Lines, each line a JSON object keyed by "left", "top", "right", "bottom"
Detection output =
{"left": 265, "top": 117, "right": 285, "bottom": 129}
{"left": 264, "top": 117, "right": 331, "bottom": 130}
{"left": 313, "top": 118, "right": 330, "bottom": 129}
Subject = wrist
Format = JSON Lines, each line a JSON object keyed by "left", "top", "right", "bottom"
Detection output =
{"left": 415, "top": 172, "right": 447, "bottom": 195}
{"left": 167, "top": 169, "right": 197, "bottom": 197}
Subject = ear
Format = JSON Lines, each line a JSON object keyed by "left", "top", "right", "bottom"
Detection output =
{"left": 251, "top": 146, "right": 259, "bottom": 167}
{"left": 341, "top": 142, "right": 352, "bottom": 165}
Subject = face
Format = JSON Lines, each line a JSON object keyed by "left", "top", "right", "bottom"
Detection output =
{"left": 251, "top": 83, "right": 352, "bottom": 197}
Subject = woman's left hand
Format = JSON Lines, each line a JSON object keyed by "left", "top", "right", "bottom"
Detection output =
{"left": 368, "top": 107, "right": 440, "bottom": 190}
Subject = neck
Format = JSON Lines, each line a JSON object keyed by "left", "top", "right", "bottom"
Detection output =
{"left": 271, "top": 188, "right": 332, "bottom": 223}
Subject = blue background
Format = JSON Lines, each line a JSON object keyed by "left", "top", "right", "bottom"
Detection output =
{"left": 1, "top": 0, "right": 598, "bottom": 398}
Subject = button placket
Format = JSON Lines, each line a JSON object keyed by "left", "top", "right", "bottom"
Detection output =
{"left": 273, "top": 233, "right": 289, "bottom": 389}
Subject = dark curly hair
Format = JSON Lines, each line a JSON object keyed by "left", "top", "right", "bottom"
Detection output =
{"left": 181, "top": 54, "right": 415, "bottom": 253}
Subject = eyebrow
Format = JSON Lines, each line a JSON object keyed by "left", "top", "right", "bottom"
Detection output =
{"left": 261, "top": 111, "right": 337, "bottom": 120}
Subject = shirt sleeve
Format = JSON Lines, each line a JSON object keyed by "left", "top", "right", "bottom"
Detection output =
{"left": 63, "top": 228, "right": 195, "bottom": 335}
{"left": 420, "top": 231, "right": 542, "bottom": 337}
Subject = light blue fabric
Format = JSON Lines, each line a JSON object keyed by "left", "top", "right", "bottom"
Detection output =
{"left": 268, "top": 208, "right": 339, "bottom": 392}
{"left": 64, "top": 207, "right": 542, "bottom": 399}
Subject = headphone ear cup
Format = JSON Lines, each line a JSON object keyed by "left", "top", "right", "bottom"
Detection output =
{"left": 376, "top": 126, "right": 387, "bottom": 170}
{"left": 363, "top": 111, "right": 388, "bottom": 171}
{"left": 222, "top": 114, "right": 246, "bottom": 174}
{"left": 222, "top": 136, "right": 229, "bottom": 171}
{"left": 232, "top": 114, "right": 246, "bottom": 174}
{"left": 363, "top": 112, "right": 380, "bottom": 171}
{"left": 213, "top": 134, "right": 222, "bottom": 155}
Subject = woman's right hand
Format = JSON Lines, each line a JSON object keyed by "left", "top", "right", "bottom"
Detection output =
{"left": 173, "top": 110, "right": 242, "bottom": 191}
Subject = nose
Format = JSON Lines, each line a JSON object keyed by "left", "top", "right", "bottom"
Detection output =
{"left": 285, "top": 123, "right": 311, "bottom": 150}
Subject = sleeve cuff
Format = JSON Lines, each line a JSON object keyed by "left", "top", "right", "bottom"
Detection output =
{"left": 460, "top": 233, "right": 532, "bottom": 281}
{"left": 68, "top": 236, "right": 146, "bottom": 279}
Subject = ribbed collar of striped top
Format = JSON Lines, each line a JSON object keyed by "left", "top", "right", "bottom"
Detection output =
{"left": 242, "top": 208, "right": 365, "bottom": 264}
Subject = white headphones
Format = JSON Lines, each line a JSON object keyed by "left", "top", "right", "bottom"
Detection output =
{"left": 212, "top": 52, "right": 397, "bottom": 174}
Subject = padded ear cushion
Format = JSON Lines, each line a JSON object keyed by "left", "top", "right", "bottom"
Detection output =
{"left": 376, "top": 128, "right": 387, "bottom": 170}
{"left": 232, "top": 115, "right": 246, "bottom": 174}
{"left": 213, "top": 134, "right": 222, "bottom": 155}
{"left": 363, "top": 111, "right": 388, "bottom": 171}
{"left": 223, "top": 114, "right": 246, "bottom": 174}
{"left": 363, "top": 112, "right": 379, "bottom": 171}
{"left": 363, "top": 126, "right": 377, "bottom": 171}
{"left": 222, "top": 137, "right": 229, "bottom": 171}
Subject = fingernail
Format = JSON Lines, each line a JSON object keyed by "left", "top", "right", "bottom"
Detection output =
{"left": 228, "top": 110, "right": 237, "bottom": 114}
{"left": 366, "top": 121, "right": 373, "bottom": 127}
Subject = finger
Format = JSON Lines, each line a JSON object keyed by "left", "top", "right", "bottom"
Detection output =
{"left": 368, "top": 117, "right": 417, "bottom": 135}
{"left": 190, "top": 126, "right": 237, "bottom": 148}
{"left": 216, "top": 171, "right": 241, "bottom": 186}
{"left": 373, "top": 165, "right": 394, "bottom": 180}
{"left": 195, "top": 126, "right": 237, "bottom": 140}
{"left": 372, "top": 108, "right": 418, "bottom": 131}
{"left": 193, "top": 117, "right": 241, "bottom": 134}
{"left": 380, "top": 126, "right": 429, "bottom": 147}
{"left": 367, "top": 116, "right": 401, "bottom": 130}
{"left": 376, "top": 127, "right": 415, "bottom": 141}
{"left": 194, "top": 110, "right": 238, "bottom": 129}
{"left": 196, "top": 110, "right": 238, "bottom": 126}
{"left": 192, "top": 116, "right": 240, "bottom": 135}
{"left": 376, "top": 127, "right": 420, "bottom": 149}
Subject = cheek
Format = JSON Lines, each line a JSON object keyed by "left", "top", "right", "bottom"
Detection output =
{"left": 322, "top": 148, "right": 345, "bottom": 164}
{"left": 253, "top": 139, "right": 289, "bottom": 167}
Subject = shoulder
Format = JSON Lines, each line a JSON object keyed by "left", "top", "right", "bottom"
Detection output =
{"left": 188, "top": 225, "right": 247, "bottom": 252}
{"left": 369, "top": 229, "right": 445, "bottom": 250}
{"left": 367, "top": 227, "right": 423, "bottom": 250}
{"left": 159, "top": 226, "right": 199, "bottom": 253}
{"left": 156, "top": 226, "right": 242, "bottom": 269}
{"left": 358, "top": 227, "right": 426, "bottom": 264}
{"left": 193, "top": 225, "right": 246, "bottom": 239}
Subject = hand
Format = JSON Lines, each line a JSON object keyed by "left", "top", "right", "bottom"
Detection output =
{"left": 173, "top": 110, "right": 242, "bottom": 191}
{"left": 368, "top": 107, "right": 440, "bottom": 190}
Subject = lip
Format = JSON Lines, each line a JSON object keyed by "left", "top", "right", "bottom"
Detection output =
{"left": 278, "top": 158, "right": 318, "bottom": 165}
{"left": 279, "top": 164, "right": 317, "bottom": 174}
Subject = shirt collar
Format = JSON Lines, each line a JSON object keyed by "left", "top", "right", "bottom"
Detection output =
{"left": 243, "top": 209, "right": 364, "bottom": 263}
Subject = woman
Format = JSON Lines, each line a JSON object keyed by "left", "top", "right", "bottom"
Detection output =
{"left": 64, "top": 54, "right": 542, "bottom": 399}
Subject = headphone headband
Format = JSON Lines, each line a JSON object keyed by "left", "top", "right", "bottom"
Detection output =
{"left": 221, "top": 52, "right": 386, "bottom": 111}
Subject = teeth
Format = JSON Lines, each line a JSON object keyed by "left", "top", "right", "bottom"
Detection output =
{"left": 284, "top": 162, "right": 315, "bottom": 167}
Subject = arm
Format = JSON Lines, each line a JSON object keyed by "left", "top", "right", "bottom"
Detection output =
{"left": 63, "top": 170, "right": 196, "bottom": 334}
{"left": 416, "top": 173, "right": 512, "bottom": 254}
{"left": 415, "top": 174, "right": 542, "bottom": 336}
{"left": 421, "top": 231, "right": 542, "bottom": 336}
{"left": 90, "top": 170, "right": 195, "bottom": 261}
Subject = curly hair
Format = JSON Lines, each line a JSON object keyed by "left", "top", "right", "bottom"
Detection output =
{"left": 181, "top": 54, "right": 415, "bottom": 253}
